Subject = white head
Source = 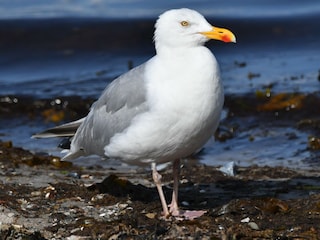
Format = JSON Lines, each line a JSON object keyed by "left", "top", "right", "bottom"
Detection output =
{"left": 154, "top": 8, "right": 236, "bottom": 51}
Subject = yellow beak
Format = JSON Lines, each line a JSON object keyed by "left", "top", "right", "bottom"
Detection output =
{"left": 201, "top": 26, "right": 236, "bottom": 43}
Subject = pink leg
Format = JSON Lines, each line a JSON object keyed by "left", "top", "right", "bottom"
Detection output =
{"left": 169, "top": 159, "right": 207, "bottom": 220}
{"left": 169, "top": 159, "right": 180, "bottom": 216}
{"left": 152, "top": 163, "right": 169, "bottom": 217}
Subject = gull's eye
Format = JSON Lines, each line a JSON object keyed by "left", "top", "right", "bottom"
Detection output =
{"left": 180, "top": 21, "right": 189, "bottom": 27}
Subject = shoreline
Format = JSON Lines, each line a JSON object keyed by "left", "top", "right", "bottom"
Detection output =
{"left": 1, "top": 92, "right": 320, "bottom": 170}
{"left": 0, "top": 140, "right": 319, "bottom": 239}
{"left": 1, "top": 91, "right": 320, "bottom": 238}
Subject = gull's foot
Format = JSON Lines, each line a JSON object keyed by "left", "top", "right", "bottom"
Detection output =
{"left": 171, "top": 209, "right": 207, "bottom": 220}
{"left": 160, "top": 210, "right": 171, "bottom": 219}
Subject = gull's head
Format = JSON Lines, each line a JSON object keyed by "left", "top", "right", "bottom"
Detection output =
{"left": 154, "top": 8, "right": 236, "bottom": 50}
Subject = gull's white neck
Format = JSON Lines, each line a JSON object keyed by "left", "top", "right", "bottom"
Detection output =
{"left": 155, "top": 43, "right": 204, "bottom": 58}
{"left": 146, "top": 43, "right": 222, "bottom": 114}
{"left": 154, "top": 44, "right": 218, "bottom": 78}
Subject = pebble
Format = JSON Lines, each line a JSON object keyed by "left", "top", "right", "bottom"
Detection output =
{"left": 68, "top": 172, "right": 80, "bottom": 179}
{"left": 90, "top": 193, "right": 106, "bottom": 201}
{"left": 241, "top": 217, "right": 250, "bottom": 223}
{"left": 181, "top": 201, "right": 190, "bottom": 206}
{"left": 248, "top": 222, "right": 259, "bottom": 230}
{"left": 66, "top": 235, "right": 88, "bottom": 240}
{"left": 31, "top": 191, "right": 42, "bottom": 197}
{"left": 145, "top": 212, "right": 156, "bottom": 219}
{"left": 219, "top": 161, "right": 235, "bottom": 176}
{"left": 81, "top": 174, "right": 93, "bottom": 179}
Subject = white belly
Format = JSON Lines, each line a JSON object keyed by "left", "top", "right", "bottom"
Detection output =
{"left": 104, "top": 47, "right": 224, "bottom": 165}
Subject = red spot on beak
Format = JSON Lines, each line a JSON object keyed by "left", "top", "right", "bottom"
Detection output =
{"left": 222, "top": 35, "right": 231, "bottom": 43}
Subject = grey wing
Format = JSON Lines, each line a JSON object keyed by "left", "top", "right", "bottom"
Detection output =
{"left": 95, "top": 62, "right": 149, "bottom": 112}
{"left": 32, "top": 118, "right": 85, "bottom": 138}
{"left": 65, "top": 62, "right": 150, "bottom": 159}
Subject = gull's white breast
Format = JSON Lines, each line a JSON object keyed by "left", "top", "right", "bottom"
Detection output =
{"left": 104, "top": 46, "right": 224, "bottom": 165}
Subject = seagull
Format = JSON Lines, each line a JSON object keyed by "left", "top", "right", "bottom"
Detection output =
{"left": 33, "top": 8, "right": 236, "bottom": 219}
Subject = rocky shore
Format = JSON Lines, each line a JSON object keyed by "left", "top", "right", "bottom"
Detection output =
{"left": 1, "top": 93, "right": 320, "bottom": 239}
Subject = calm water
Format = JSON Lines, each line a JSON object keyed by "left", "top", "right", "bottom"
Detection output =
{"left": 0, "top": 0, "right": 320, "bottom": 169}
{"left": 1, "top": 0, "right": 320, "bottom": 19}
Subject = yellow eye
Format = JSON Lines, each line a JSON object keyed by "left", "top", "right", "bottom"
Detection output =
{"left": 180, "top": 21, "right": 189, "bottom": 27}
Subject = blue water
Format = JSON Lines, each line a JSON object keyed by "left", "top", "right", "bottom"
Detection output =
{"left": 0, "top": 0, "right": 320, "bottom": 170}
{"left": 1, "top": 0, "right": 320, "bottom": 19}
{"left": 0, "top": 0, "right": 320, "bottom": 97}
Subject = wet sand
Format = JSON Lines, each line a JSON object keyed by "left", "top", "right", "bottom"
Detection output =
{"left": 1, "top": 93, "right": 320, "bottom": 239}
{"left": 0, "top": 141, "right": 319, "bottom": 239}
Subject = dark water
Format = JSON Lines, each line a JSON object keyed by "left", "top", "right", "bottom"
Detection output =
{"left": 0, "top": 1, "right": 320, "bottom": 169}
{"left": 0, "top": 1, "right": 319, "bottom": 97}
{"left": 1, "top": 0, "right": 320, "bottom": 19}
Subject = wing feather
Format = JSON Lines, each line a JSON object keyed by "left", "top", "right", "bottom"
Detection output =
{"left": 65, "top": 62, "right": 150, "bottom": 159}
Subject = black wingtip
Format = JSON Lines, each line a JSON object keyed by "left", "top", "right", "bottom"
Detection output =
{"left": 58, "top": 138, "right": 72, "bottom": 149}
